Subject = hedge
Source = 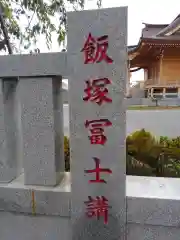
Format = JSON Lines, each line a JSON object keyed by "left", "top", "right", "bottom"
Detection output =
{"left": 64, "top": 129, "right": 180, "bottom": 177}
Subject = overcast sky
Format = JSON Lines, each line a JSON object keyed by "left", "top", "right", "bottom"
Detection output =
{"left": 33, "top": 0, "right": 180, "bottom": 82}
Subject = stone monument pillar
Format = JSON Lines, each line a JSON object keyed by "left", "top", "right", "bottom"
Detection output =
{"left": 0, "top": 78, "right": 22, "bottom": 182}
{"left": 19, "top": 77, "right": 64, "bottom": 186}
{"left": 68, "top": 7, "right": 127, "bottom": 240}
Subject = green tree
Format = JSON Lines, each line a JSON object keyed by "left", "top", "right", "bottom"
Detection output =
{"left": 127, "top": 129, "right": 180, "bottom": 177}
{"left": 64, "top": 136, "right": 70, "bottom": 171}
{"left": 127, "top": 128, "right": 158, "bottom": 166}
{"left": 0, "top": 0, "right": 102, "bottom": 53}
{"left": 158, "top": 135, "right": 180, "bottom": 177}
{"left": 64, "top": 130, "right": 180, "bottom": 177}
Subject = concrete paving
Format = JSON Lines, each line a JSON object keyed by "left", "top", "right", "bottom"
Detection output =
{"left": 63, "top": 105, "right": 180, "bottom": 138}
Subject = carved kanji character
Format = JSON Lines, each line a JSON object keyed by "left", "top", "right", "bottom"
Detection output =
{"left": 85, "top": 119, "right": 112, "bottom": 145}
{"left": 84, "top": 196, "right": 111, "bottom": 224}
{"left": 84, "top": 157, "right": 112, "bottom": 183}
{"left": 83, "top": 78, "right": 112, "bottom": 105}
{"left": 81, "top": 33, "right": 113, "bottom": 64}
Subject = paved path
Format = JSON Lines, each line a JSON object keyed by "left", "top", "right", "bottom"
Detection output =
{"left": 63, "top": 105, "right": 180, "bottom": 138}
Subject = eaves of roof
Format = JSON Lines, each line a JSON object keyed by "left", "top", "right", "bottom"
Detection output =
{"left": 128, "top": 38, "right": 143, "bottom": 54}
{"left": 142, "top": 23, "right": 168, "bottom": 28}
{"left": 128, "top": 37, "right": 180, "bottom": 55}
{"left": 128, "top": 14, "right": 180, "bottom": 55}
{"left": 157, "top": 14, "right": 180, "bottom": 36}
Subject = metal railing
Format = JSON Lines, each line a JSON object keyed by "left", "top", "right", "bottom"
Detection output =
{"left": 144, "top": 79, "right": 180, "bottom": 88}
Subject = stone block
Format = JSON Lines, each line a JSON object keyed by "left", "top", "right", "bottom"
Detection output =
{"left": 0, "top": 212, "right": 70, "bottom": 240}
{"left": 0, "top": 78, "right": 22, "bottom": 182}
{"left": 67, "top": 7, "right": 127, "bottom": 240}
{"left": 0, "top": 172, "right": 70, "bottom": 216}
{"left": 0, "top": 52, "right": 68, "bottom": 78}
{"left": 127, "top": 223, "right": 180, "bottom": 240}
{"left": 19, "top": 77, "right": 64, "bottom": 186}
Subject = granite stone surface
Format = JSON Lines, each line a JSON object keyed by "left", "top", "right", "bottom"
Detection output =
{"left": 67, "top": 7, "right": 127, "bottom": 240}
{"left": 1, "top": 175, "right": 180, "bottom": 227}
{"left": 127, "top": 176, "right": 180, "bottom": 227}
{"left": 0, "top": 212, "right": 70, "bottom": 240}
{"left": 0, "top": 52, "right": 68, "bottom": 78}
{"left": 0, "top": 173, "right": 70, "bottom": 216}
{"left": 1, "top": 212, "right": 180, "bottom": 240}
{"left": 19, "top": 77, "right": 64, "bottom": 186}
{"left": 127, "top": 223, "right": 180, "bottom": 240}
{"left": 0, "top": 78, "right": 22, "bottom": 182}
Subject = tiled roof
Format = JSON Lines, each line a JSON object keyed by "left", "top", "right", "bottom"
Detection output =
{"left": 142, "top": 23, "right": 168, "bottom": 28}
{"left": 128, "top": 45, "right": 138, "bottom": 51}
{"left": 128, "top": 14, "right": 180, "bottom": 54}
{"left": 157, "top": 14, "right": 180, "bottom": 36}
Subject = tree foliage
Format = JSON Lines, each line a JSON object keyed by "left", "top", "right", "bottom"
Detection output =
{"left": 127, "top": 129, "right": 180, "bottom": 177}
{"left": 63, "top": 130, "right": 180, "bottom": 177}
{"left": 0, "top": 0, "right": 102, "bottom": 53}
{"left": 64, "top": 135, "right": 70, "bottom": 171}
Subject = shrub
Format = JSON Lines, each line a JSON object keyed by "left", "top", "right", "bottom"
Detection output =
{"left": 127, "top": 129, "right": 180, "bottom": 177}
{"left": 64, "top": 130, "right": 180, "bottom": 177}
{"left": 64, "top": 136, "right": 70, "bottom": 171}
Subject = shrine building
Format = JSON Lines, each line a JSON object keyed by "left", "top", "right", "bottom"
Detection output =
{"left": 128, "top": 14, "right": 180, "bottom": 98}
